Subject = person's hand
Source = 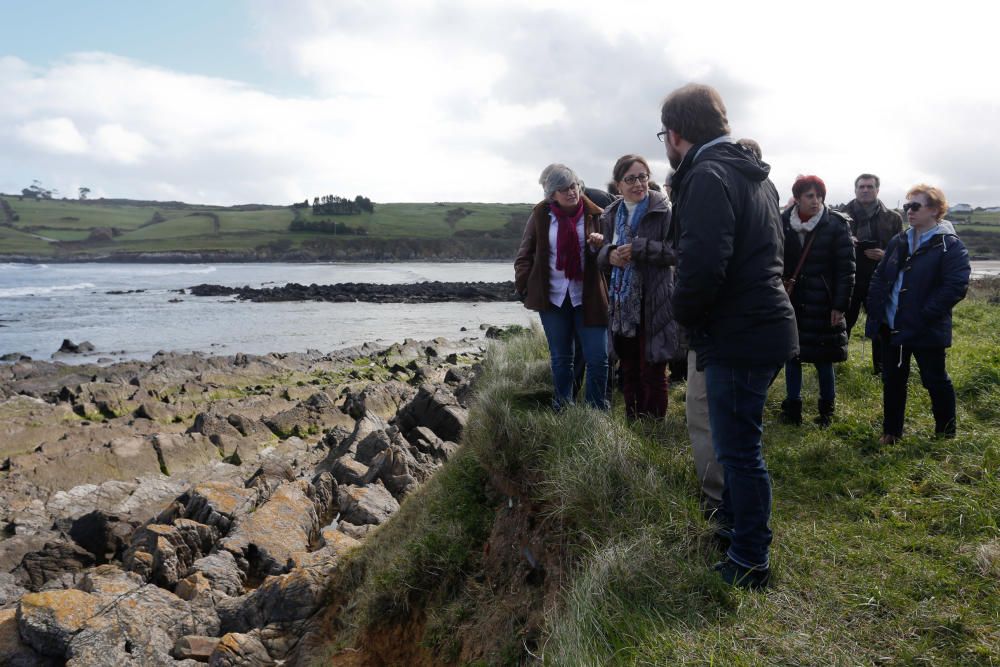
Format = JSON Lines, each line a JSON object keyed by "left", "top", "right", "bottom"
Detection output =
{"left": 610, "top": 243, "right": 631, "bottom": 267}
{"left": 864, "top": 248, "right": 884, "bottom": 261}
{"left": 851, "top": 235, "right": 859, "bottom": 245}
{"left": 831, "top": 309, "right": 845, "bottom": 327}
{"left": 587, "top": 232, "right": 604, "bottom": 249}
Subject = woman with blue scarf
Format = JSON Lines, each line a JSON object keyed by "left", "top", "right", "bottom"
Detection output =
{"left": 596, "top": 154, "right": 680, "bottom": 420}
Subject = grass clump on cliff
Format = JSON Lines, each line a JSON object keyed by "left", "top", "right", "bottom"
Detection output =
{"left": 315, "top": 282, "right": 1000, "bottom": 665}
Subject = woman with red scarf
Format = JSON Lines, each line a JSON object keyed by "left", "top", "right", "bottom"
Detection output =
{"left": 514, "top": 163, "right": 609, "bottom": 409}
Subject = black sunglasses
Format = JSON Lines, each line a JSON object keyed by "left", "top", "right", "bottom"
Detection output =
{"left": 902, "top": 202, "right": 923, "bottom": 213}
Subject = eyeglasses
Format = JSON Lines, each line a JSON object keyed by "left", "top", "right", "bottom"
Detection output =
{"left": 556, "top": 184, "right": 579, "bottom": 195}
{"left": 656, "top": 130, "right": 668, "bottom": 143}
{"left": 902, "top": 202, "right": 923, "bottom": 213}
{"left": 622, "top": 173, "right": 650, "bottom": 185}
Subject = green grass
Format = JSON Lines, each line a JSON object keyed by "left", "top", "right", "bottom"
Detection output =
{"left": 311, "top": 282, "right": 1000, "bottom": 665}
{"left": 0, "top": 195, "right": 531, "bottom": 257}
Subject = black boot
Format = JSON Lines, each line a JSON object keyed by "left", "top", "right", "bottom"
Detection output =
{"left": 780, "top": 398, "right": 802, "bottom": 425}
{"left": 814, "top": 398, "right": 835, "bottom": 427}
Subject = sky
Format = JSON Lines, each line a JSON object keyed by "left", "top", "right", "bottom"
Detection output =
{"left": 1, "top": 0, "right": 997, "bottom": 208}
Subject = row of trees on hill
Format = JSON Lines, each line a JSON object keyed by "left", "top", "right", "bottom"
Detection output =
{"left": 292, "top": 195, "right": 375, "bottom": 216}
{"left": 19, "top": 180, "right": 92, "bottom": 200}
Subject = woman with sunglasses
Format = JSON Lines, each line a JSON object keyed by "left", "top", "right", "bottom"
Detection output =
{"left": 865, "top": 184, "right": 970, "bottom": 443}
{"left": 594, "top": 154, "right": 678, "bottom": 420}
{"left": 779, "top": 175, "right": 855, "bottom": 427}
{"left": 514, "top": 163, "right": 609, "bottom": 410}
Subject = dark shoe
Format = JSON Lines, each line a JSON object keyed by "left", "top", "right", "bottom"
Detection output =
{"left": 935, "top": 417, "right": 956, "bottom": 439}
{"left": 879, "top": 433, "right": 901, "bottom": 445}
{"left": 779, "top": 398, "right": 802, "bottom": 425}
{"left": 813, "top": 398, "right": 835, "bottom": 428}
{"left": 713, "top": 557, "right": 770, "bottom": 590}
{"left": 712, "top": 525, "right": 734, "bottom": 550}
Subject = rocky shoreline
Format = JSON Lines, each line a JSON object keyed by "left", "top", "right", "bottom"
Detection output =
{"left": 0, "top": 335, "right": 496, "bottom": 665}
{"left": 186, "top": 281, "right": 518, "bottom": 303}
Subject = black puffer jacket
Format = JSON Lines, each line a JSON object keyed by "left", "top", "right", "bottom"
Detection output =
{"left": 781, "top": 206, "right": 855, "bottom": 363}
{"left": 670, "top": 139, "right": 798, "bottom": 369}
{"left": 597, "top": 190, "right": 680, "bottom": 363}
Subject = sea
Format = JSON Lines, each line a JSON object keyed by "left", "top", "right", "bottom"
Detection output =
{"left": 0, "top": 262, "right": 532, "bottom": 364}
{"left": 1, "top": 261, "right": 997, "bottom": 365}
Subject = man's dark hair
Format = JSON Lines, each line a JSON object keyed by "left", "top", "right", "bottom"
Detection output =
{"left": 606, "top": 181, "right": 620, "bottom": 196}
{"left": 660, "top": 83, "right": 731, "bottom": 145}
{"left": 854, "top": 173, "right": 880, "bottom": 189}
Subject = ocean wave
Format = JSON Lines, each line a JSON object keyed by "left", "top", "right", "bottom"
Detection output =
{"left": 0, "top": 282, "right": 97, "bottom": 298}
{"left": 0, "top": 263, "right": 49, "bottom": 271}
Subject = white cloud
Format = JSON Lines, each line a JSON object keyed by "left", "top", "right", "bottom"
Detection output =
{"left": 15, "top": 117, "right": 88, "bottom": 155}
{"left": 1, "top": 1, "right": 998, "bottom": 206}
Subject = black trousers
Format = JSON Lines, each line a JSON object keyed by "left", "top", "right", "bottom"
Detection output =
{"left": 880, "top": 334, "right": 956, "bottom": 438}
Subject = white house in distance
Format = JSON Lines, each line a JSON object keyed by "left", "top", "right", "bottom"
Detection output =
{"left": 949, "top": 203, "right": 973, "bottom": 214}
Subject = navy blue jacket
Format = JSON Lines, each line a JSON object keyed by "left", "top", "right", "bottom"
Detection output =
{"left": 865, "top": 222, "right": 970, "bottom": 348}
{"left": 670, "top": 139, "right": 798, "bottom": 369}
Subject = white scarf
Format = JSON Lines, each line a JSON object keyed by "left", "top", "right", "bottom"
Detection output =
{"left": 790, "top": 205, "right": 824, "bottom": 244}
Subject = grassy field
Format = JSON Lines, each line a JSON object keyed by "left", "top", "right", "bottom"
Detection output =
{"left": 0, "top": 195, "right": 531, "bottom": 258}
{"left": 311, "top": 279, "right": 1000, "bottom": 665}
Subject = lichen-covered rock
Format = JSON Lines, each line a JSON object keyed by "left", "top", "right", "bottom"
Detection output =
{"left": 123, "top": 520, "right": 219, "bottom": 588}
{"left": 336, "top": 482, "right": 399, "bottom": 526}
{"left": 183, "top": 481, "right": 259, "bottom": 534}
{"left": 331, "top": 455, "right": 368, "bottom": 486}
{"left": 220, "top": 481, "right": 319, "bottom": 578}
{"left": 78, "top": 565, "right": 144, "bottom": 596}
{"left": 209, "top": 632, "right": 274, "bottom": 666}
{"left": 65, "top": 584, "right": 201, "bottom": 665}
{"left": 16, "top": 589, "right": 103, "bottom": 657}
{"left": 217, "top": 565, "right": 329, "bottom": 634}
{"left": 190, "top": 550, "right": 245, "bottom": 597}
{"left": 173, "top": 634, "right": 221, "bottom": 662}
{"left": 395, "top": 382, "right": 468, "bottom": 442}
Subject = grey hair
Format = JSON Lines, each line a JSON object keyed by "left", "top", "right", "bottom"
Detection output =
{"left": 539, "top": 163, "right": 582, "bottom": 201}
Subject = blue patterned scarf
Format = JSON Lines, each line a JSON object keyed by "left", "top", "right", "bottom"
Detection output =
{"left": 609, "top": 196, "right": 648, "bottom": 336}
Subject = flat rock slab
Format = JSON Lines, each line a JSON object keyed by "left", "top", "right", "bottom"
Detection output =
{"left": 16, "top": 589, "right": 103, "bottom": 658}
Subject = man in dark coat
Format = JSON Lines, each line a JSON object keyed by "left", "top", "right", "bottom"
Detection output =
{"left": 839, "top": 173, "right": 903, "bottom": 374}
{"left": 661, "top": 83, "right": 798, "bottom": 590}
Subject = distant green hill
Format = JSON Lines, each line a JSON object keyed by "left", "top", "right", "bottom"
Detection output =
{"left": 0, "top": 195, "right": 533, "bottom": 261}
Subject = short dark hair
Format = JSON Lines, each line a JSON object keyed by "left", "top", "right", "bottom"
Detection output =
{"left": 792, "top": 175, "right": 827, "bottom": 200}
{"left": 855, "top": 173, "right": 880, "bottom": 189}
{"left": 737, "top": 138, "right": 762, "bottom": 160}
{"left": 606, "top": 181, "right": 620, "bottom": 196}
{"left": 660, "top": 83, "right": 731, "bottom": 145}
{"left": 612, "top": 154, "right": 652, "bottom": 183}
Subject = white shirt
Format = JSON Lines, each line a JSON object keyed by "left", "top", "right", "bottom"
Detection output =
{"left": 547, "top": 211, "right": 585, "bottom": 308}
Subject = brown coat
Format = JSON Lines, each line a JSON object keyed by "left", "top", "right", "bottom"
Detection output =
{"left": 513, "top": 196, "right": 609, "bottom": 326}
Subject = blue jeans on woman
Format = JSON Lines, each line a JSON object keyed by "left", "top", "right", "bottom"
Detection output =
{"left": 538, "top": 296, "right": 609, "bottom": 410}
{"left": 705, "top": 364, "right": 777, "bottom": 569}
{"left": 784, "top": 359, "right": 835, "bottom": 401}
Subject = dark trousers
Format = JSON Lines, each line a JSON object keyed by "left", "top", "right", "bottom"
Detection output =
{"left": 613, "top": 329, "right": 668, "bottom": 420}
{"left": 705, "top": 364, "right": 777, "bottom": 569}
{"left": 881, "top": 335, "right": 956, "bottom": 438}
{"left": 846, "top": 272, "right": 882, "bottom": 371}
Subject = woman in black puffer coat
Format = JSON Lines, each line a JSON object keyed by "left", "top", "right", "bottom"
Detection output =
{"left": 780, "top": 175, "right": 855, "bottom": 426}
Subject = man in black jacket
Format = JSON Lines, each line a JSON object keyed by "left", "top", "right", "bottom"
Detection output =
{"left": 660, "top": 83, "right": 798, "bottom": 590}
{"left": 839, "top": 173, "right": 903, "bottom": 374}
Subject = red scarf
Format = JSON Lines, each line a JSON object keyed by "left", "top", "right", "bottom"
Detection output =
{"left": 551, "top": 199, "right": 584, "bottom": 281}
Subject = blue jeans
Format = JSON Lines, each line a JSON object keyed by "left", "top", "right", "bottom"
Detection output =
{"left": 784, "top": 359, "right": 835, "bottom": 402}
{"left": 538, "top": 297, "right": 609, "bottom": 410}
{"left": 705, "top": 364, "right": 777, "bottom": 569}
